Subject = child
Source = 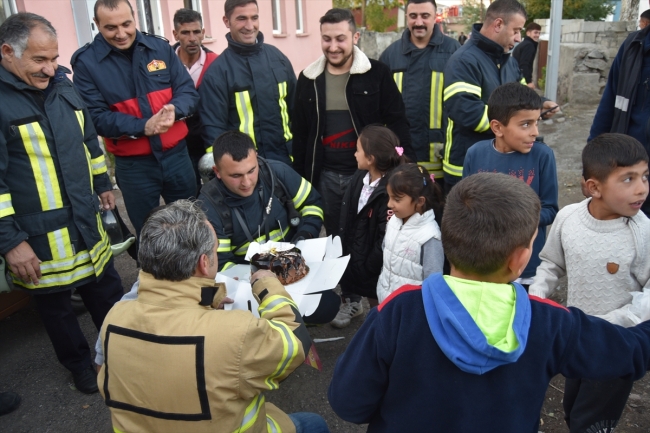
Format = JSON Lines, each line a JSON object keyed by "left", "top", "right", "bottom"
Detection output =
{"left": 529, "top": 133, "right": 650, "bottom": 433}
{"left": 463, "top": 82, "right": 558, "bottom": 290}
{"left": 375, "top": 163, "right": 444, "bottom": 303}
{"left": 331, "top": 125, "right": 406, "bottom": 328}
{"left": 329, "top": 173, "right": 650, "bottom": 432}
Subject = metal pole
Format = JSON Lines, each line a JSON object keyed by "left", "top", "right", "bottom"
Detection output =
{"left": 545, "top": 0, "right": 563, "bottom": 102}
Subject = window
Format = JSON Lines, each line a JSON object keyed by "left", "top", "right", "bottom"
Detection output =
{"left": 183, "top": 0, "right": 202, "bottom": 14}
{"left": 272, "top": 0, "right": 282, "bottom": 34}
{"left": 295, "top": 0, "right": 304, "bottom": 34}
{"left": 0, "top": 0, "right": 17, "bottom": 27}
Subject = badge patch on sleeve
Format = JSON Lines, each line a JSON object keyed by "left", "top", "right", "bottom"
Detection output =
{"left": 147, "top": 60, "right": 166, "bottom": 72}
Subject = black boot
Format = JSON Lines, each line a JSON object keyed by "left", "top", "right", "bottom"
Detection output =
{"left": 72, "top": 366, "right": 99, "bottom": 394}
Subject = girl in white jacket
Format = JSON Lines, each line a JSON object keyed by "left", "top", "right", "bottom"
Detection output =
{"left": 376, "top": 164, "right": 445, "bottom": 303}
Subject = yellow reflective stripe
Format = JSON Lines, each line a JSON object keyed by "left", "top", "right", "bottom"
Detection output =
{"left": 90, "top": 154, "right": 108, "bottom": 175}
{"left": 74, "top": 109, "right": 84, "bottom": 133}
{"left": 83, "top": 145, "right": 94, "bottom": 191}
{"left": 265, "top": 320, "right": 300, "bottom": 390}
{"left": 443, "top": 81, "right": 482, "bottom": 101}
{"left": 18, "top": 123, "right": 64, "bottom": 211}
{"left": 235, "top": 91, "right": 256, "bottom": 146}
{"left": 291, "top": 178, "right": 310, "bottom": 209}
{"left": 0, "top": 194, "right": 14, "bottom": 218}
{"left": 222, "top": 261, "right": 236, "bottom": 271}
{"left": 233, "top": 226, "right": 290, "bottom": 256}
{"left": 443, "top": 119, "right": 462, "bottom": 177}
{"left": 217, "top": 238, "right": 232, "bottom": 253}
{"left": 277, "top": 82, "right": 292, "bottom": 142}
{"left": 206, "top": 146, "right": 213, "bottom": 154}
{"left": 444, "top": 119, "right": 454, "bottom": 165}
{"left": 237, "top": 394, "right": 264, "bottom": 432}
{"left": 114, "top": 428, "right": 126, "bottom": 433}
{"left": 520, "top": 78, "right": 527, "bottom": 85}
{"left": 443, "top": 160, "right": 463, "bottom": 177}
{"left": 266, "top": 414, "right": 282, "bottom": 433}
{"left": 47, "top": 228, "right": 74, "bottom": 260}
{"left": 393, "top": 72, "right": 403, "bottom": 92}
{"left": 474, "top": 105, "right": 490, "bottom": 132}
{"left": 300, "top": 205, "right": 323, "bottom": 220}
{"left": 259, "top": 294, "right": 299, "bottom": 317}
{"left": 430, "top": 72, "right": 444, "bottom": 130}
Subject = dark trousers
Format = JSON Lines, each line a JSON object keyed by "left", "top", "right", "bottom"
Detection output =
{"left": 32, "top": 261, "right": 123, "bottom": 374}
{"left": 303, "top": 289, "right": 340, "bottom": 325}
{"left": 316, "top": 170, "right": 353, "bottom": 237}
{"left": 115, "top": 146, "right": 196, "bottom": 236}
{"left": 563, "top": 377, "right": 634, "bottom": 433}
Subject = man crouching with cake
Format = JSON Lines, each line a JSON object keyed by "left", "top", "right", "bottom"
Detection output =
{"left": 198, "top": 131, "right": 340, "bottom": 324}
{"left": 98, "top": 200, "right": 331, "bottom": 433}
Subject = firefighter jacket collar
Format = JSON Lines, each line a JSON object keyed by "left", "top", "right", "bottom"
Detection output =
{"left": 400, "top": 25, "right": 445, "bottom": 55}
{"left": 0, "top": 63, "right": 70, "bottom": 91}
{"left": 137, "top": 270, "right": 225, "bottom": 310}
{"left": 93, "top": 30, "right": 155, "bottom": 62}
{"left": 225, "top": 31, "right": 264, "bottom": 56}
{"left": 470, "top": 23, "right": 512, "bottom": 66}
{"left": 302, "top": 45, "right": 371, "bottom": 80}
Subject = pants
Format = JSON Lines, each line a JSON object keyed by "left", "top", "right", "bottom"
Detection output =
{"left": 115, "top": 146, "right": 196, "bottom": 236}
{"left": 303, "top": 290, "right": 340, "bottom": 325}
{"left": 316, "top": 170, "right": 353, "bottom": 237}
{"left": 33, "top": 261, "right": 123, "bottom": 374}
{"left": 288, "top": 412, "right": 330, "bottom": 433}
{"left": 187, "top": 143, "right": 204, "bottom": 197}
{"left": 563, "top": 376, "right": 634, "bottom": 433}
{"left": 443, "top": 174, "right": 460, "bottom": 196}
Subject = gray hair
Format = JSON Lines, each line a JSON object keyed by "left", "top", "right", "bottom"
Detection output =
{"left": 138, "top": 200, "right": 216, "bottom": 281}
{"left": 0, "top": 12, "right": 57, "bottom": 59}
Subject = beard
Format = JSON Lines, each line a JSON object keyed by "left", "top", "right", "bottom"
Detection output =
{"left": 326, "top": 50, "right": 354, "bottom": 69}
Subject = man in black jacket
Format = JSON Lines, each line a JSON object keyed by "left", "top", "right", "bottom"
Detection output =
{"left": 292, "top": 8, "right": 414, "bottom": 237}
{"left": 513, "top": 22, "right": 541, "bottom": 89}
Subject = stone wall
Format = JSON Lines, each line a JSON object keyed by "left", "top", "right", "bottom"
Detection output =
{"left": 357, "top": 29, "right": 402, "bottom": 60}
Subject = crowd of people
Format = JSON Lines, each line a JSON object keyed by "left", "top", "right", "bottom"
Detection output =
{"left": 2, "top": 0, "right": 650, "bottom": 431}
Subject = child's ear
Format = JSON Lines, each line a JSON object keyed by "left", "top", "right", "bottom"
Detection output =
{"left": 416, "top": 196, "right": 426, "bottom": 211}
{"left": 584, "top": 178, "right": 602, "bottom": 199}
{"left": 490, "top": 119, "right": 504, "bottom": 137}
{"left": 505, "top": 246, "right": 531, "bottom": 281}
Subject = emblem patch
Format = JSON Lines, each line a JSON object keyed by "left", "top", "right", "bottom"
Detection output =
{"left": 606, "top": 262, "right": 619, "bottom": 274}
{"left": 147, "top": 59, "right": 166, "bottom": 72}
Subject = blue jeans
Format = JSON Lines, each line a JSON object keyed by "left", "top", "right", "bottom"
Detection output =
{"left": 288, "top": 412, "right": 330, "bottom": 433}
{"left": 115, "top": 146, "right": 196, "bottom": 236}
{"left": 317, "top": 170, "right": 353, "bottom": 237}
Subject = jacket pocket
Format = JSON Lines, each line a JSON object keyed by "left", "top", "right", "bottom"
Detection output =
{"left": 14, "top": 207, "right": 72, "bottom": 237}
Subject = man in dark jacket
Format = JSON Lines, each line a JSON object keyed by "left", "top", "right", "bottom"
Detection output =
{"left": 199, "top": 0, "right": 296, "bottom": 165}
{"left": 292, "top": 8, "right": 414, "bottom": 237}
{"left": 71, "top": 0, "right": 198, "bottom": 236}
{"left": 380, "top": 0, "right": 460, "bottom": 183}
{"left": 512, "top": 22, "right": 541, "bottom": 89}
{"left": 0, "top": 13, "right": 123, "bottom": 394}
{"left": 172, "top": 8, "right": 218, "bottom": 193}
{"left": 589, "top": 25, "right": 650, "bottom": 217}
{"left": 443, "top": 0, "right": 557, "bottom": 192}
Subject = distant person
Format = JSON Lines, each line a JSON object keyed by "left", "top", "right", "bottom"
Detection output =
{"left": 512, "top": 22, "right": 542, "bottom": 89}
{"left": 640, "top": 9, "right": 650, "bottom": 29}
{"left": 380, "top": 0, "right": 460, "bottom": 186}
{"left": 588, "top": 19, "right": 650, "bottom": 216}
{"left": 457, "top": 31, "right": 467, "bottom": 45}
{"left": 463, "top": 83, "right": 558, "bottom": 290}
{"left": 199, "top": 0, "right": 296, "bottom": 165}
{"left": 172, "top": 8, "right": 218, "bottom": 193}
{"left": 329, "top": 172, "right": 650, "bottom": 432}
{"left": 530, "top": 134, "right": 650, "bottom": 433}
{"left": 443, "top": 0, "right": 558, "bottom": 193}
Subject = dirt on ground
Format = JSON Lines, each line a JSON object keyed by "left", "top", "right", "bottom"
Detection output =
{"left": 1, "top": 104, "right": 649, "bottom": 432}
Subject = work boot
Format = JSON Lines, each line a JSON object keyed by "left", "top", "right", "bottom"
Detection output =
{"left": 73, "top": 366, "right": 99, "bottom": 394}
{"left": 0, "top": 392, "right": 21, "bottom": 416}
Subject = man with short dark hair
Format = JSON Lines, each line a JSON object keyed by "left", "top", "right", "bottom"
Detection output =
{"left": 71, "top": 0, "right": 199, "bottom": 236}
{"left": 199, "top": 0, "right": 296, "bottom": 165}
{"left": 172, "top": 8, "right": 218, "bottom": 192}
{"left": 98, "top": 200, "right": 330, "bottom": 433}
{"left": 380, "top": 0, "right": 459, "bottom": 183}
{"left": 513, "top": 22, "right": 542, "bottom": 89}
{"left": 640, "top": 9, "right": 650, "bottom": 29}
{"left": 443, "top": 0, "right": 558, "bottom": 192}
{"left": 0, "top": 12, "right": 123, "bottom": 394}
{"left": 458, "top": 31, "right": 467, "bottom": 45}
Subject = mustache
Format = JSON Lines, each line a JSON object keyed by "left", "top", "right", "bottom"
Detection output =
{"left": 32, "top": 73, "right": 50, "bottom": 78}
{"left": 413, "top": 26, "right": 427, "bottom": 30}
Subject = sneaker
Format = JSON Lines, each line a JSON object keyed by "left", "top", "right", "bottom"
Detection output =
{"left": 0, "top": 392, "right": 20, "bottom": 416}
{"left": 330, "top": 298, "right": 363, "bottom": 328}
{"left": 73, "top": 366, "right": 99, "bottom": 394}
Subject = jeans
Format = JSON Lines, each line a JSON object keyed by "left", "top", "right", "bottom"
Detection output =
{"left": 317, "top": 170, "right": 353, "bottom": 237}
{"left": 115, "top": 146, "right": 196, "bottom": 236}
{"left": 288, "top": 412, "right": 330, "bottom": 433}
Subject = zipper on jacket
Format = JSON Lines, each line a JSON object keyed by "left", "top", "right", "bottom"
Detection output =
{"left": 343, "top": 74, "right": 359, "bottom": 137}
{"left": 311, "top": 80, "right": 319, "bottom": 184}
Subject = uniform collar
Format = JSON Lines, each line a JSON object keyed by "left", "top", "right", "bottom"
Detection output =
{"left": 401, "top": 25, "right": 445, "bottom": 54}
{"left": 94, "top": 30, "right": 153, "bottom": 61}
{"left": 137, "top": 270, "right": 225, "bottom": 309}
{"left": 0, "top": 64, "right": 70, "bottom": 91}
{"left": 470, "top": 23, "right": 512, "bottom": 64}
{"left": 225, "top": 31, "right": 264, "bottom": 56}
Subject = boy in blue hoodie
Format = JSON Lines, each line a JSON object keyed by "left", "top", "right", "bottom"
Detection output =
{"left": 328, "top": 172, "right": 650, "bottom": 433}
{"left": 463, "top": 82, "right": 558, "bottom": 290}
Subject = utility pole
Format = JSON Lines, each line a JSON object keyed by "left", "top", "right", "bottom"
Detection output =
{"left": 545, "top": 0, "right": 563, "bottom": 102}
{"left": 620, "top": 0, "right": 640, "bottom": 22}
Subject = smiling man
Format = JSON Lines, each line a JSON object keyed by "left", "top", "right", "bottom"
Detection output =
{"left": 380, "top": 0, "right": 460, "bottom": 186}
{"left": 198, "top": 0, "right": 296, "bottom": 166}
{"left": 71, "top": 0, "right": 198, "bottom": 237}
{"left": 442, "top": 0, "right": 558, "bottom": 193}
{"left": 513, "top": 22, "right": 542, "bottom": 89}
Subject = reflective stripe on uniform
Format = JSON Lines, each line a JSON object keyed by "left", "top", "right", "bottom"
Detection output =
{"left": 222, "top": 261, "right": 236, "bottom": 271}
{"left": 443, "top": 119, "right": 463, "bottom": 178}
{"left": 47, "top": 228, "right": 74, "bottom": 260}
{"left": 259, "top": 294, "right": 299, "bottom": 317}
{"left": 291, "top": 178, "right": 310, "bottom": 209}
{"left": 264, "top": 320, "right": 300, "bottom": 390}
{"left": 233, "top": 226, "right": 290, "bottom": 256}
{"left": 74, "top": 109, "right": 84, "bottom": 132}
{"left": 206, "top": 146, "right": 213, "bottom": 154}
{"left": 237, "top": 394, "right": 264, "bottom": 432}
{"left": 474, "top": 105, "right": 490, "bottom": 132}
{"left": 300, "top": 205, "right": 323, "bottom": 220}
{"left": 393, "top": 72, "right": 403, "bottom": 92}
{"left": 277, "top": 82, "right": 292, "bottom": 142}
{"left": 217, "top": 238, "right": 232, "bottom": 253}
{"left": 0, "top": 194, "right": 14, "bottom": 218}
{"left": 443, "top": 82, "right": 482, "bottom": 101}
{"left": 235, "top": 91, "right": 256, "bottom": 146}
{"left": 91, "top": 154, "right": 108, "bottom": 176}
{"left": 266, "top": 414, "right": 282, "bottom": 433}
{"left": 430, "top": 72, "right": 444, "bottom": 130}
{"left": 520, "top": 78, "right": 527, "bottom": 85}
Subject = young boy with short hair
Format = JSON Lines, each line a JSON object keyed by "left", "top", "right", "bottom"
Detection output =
{"left": 328, "top": 172, "right": 650, "bottom": 432}
{"left": 529, "top": 133, "right": 650, "bottom": 432}
{"left": 463, "top": 82, "right": 558, "bottom": 289}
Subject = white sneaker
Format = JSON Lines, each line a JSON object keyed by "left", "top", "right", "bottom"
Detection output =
{"left": 330, "top": 298, "right": 363, "bottom": 328}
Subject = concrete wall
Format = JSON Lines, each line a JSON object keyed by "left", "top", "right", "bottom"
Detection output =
{"left": 357, "top": 29, "right": 402, "bottom": 60}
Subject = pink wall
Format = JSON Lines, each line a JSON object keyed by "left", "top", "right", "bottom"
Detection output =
{"left": 17, "top": 0, "right": 332, "bottom": 74}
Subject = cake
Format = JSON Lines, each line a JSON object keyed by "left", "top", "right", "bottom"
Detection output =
{"left": 251, "top": 247, "right": 310, "bottom": 285}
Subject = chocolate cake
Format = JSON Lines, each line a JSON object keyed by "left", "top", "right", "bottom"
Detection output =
{"left": 251, "top": 247, "right": 310, "bottom": 285}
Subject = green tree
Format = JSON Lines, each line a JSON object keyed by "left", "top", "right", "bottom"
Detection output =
{"left": 522, "top": 0, "right": 614, "bottom": 22}
{"left": 460, "top": 0, "right": 485, "bottom": 33}
{"left": 333, "top": 0, "right": 402, "bottom": 31}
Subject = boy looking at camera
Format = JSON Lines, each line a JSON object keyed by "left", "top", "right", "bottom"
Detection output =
{"left": 530, "top": 133, "right": 650, "bottom": 433}
{"left": 463, "top": 82, "right": 558, "bottom": 290}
